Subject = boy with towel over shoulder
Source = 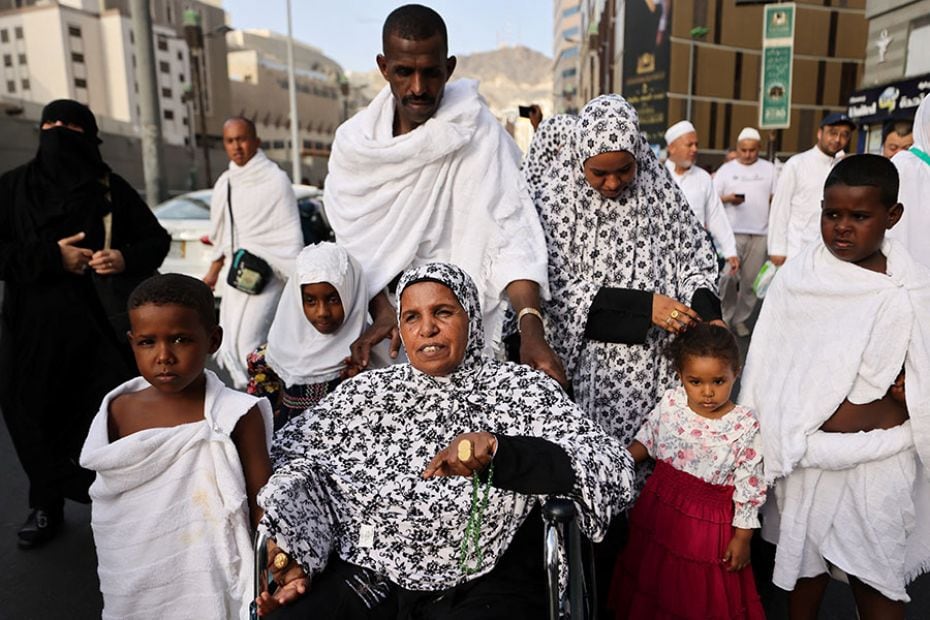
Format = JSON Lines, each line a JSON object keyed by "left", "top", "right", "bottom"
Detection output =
{"left": 740, "top": 154, "right": 930, "bottom": 618}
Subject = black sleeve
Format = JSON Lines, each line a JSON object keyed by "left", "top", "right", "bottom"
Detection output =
{"left": 109, "top": 175, "right": 171, "bottom": 275}
{"left": 690, "top": 288, "right": 722, "bottom": 322}
{"left": 583, "top": 287, "right": 653, "bottom": 345}
{"left": 0, "top": 170, "right": 66, "bottom": 283}
{"left": 485, "top": 434, "right": 575, "bottom": 495}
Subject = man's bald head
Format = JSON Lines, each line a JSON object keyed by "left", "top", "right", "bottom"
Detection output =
{"left": 223, "top": 117, "right": 260, "bottom": 167}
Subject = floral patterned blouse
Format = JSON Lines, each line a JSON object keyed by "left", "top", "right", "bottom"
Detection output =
{"left": 635, "top": 386, "right": 766, "bottom": 529}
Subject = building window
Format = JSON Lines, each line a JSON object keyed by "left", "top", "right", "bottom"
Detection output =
{"left": 178, "top": 73, "right": 185, "bottom": 83}
{"left": 272, "top": 140, "right": 285, "bottom": 149}
{"left": 72, "top": 52, "right": 84, "bottom": 63}
{"left": 164, "top": 109, "right": 174, "bottom": 120}
{"left": 161, "top": 87, "right": 172, "bottom": 98}
{"left": 21, "top": 78, "right": 29, "bottom": 90}
{"left": 159, "top": 60, "right": 170, "bottom": 73}
{"left": 0, "top": 29, "right": 8, "bottom": 43}
{"left": 14, "top": 26, "right": 23, "bottom": 39}
{"left": 562, "top": 67, "right": 577, "bottom": 78}
{"left": 68, "top": 25, "right": 81, "bottom": 38}
{"left": 905, "top": 19, "right": 930, "bottom": 77}
{"left": 130, "top": 30, "right": 134, "bottom": 44}
{"left": 18, "top": 53, "right": 26, "bottom": 65}
{"left": 182, "top": 116, "right": 188, "bottom": 126}
{"left": 562, "top": 5, "right": 580, "bottom": 18}
{"left": 7, "top": 80, "right": 15, "bottom": 92}
{"left": 75, "top": 77, "right": 87, "bottom": 88}
{"left": 3, "top": 55, "right": 10, "bottom": 67}
{"left": 157, "top": 36, "right": 168, "bottom": 51}
{"left": 562, "top": 26, "right": 580, "bottom": 40}
{"left": 177, "top": 51, "right": 183, "bottom": 61}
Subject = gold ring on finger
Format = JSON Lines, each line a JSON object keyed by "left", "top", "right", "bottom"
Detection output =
{"left": 670, "top": 310, "right": 679, "bottom": 319}
{"left": 457, "top": 439, "right": 472, "bottom": 462}
{"left": 273, "top": 551, "right": 290, "bottom": 571}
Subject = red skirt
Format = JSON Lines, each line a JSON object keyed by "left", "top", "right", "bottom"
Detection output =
{"left": 608, "top": 459, "right": 765, "bottom": 620}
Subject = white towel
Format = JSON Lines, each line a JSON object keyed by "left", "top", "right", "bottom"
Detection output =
{"left": 323, "top": 79, "right": 549, "bottom": 350}
{"left": 742, "top": 238, "right": 930, "bottom": 600}
{"left": 740, "top": 238, "right": 930, "bottom": 480}
{"left": 80, "top": 370, "right": 272, "bottom": 620}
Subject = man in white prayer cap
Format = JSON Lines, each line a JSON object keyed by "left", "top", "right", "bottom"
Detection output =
{"left": 664, "top": 121, "right": 738, "bottom": 274}
{"left": 712, "top": 127, "right": 776, "bottom": 336}
{"left": 768, "top": 112, "right": 854, "bottom": 265}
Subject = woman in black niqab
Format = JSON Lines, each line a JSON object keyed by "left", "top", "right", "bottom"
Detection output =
{"left": 0, "top": 99, "right": 170, "bottom": 548}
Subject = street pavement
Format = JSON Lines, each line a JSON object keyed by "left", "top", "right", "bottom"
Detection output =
{"left": 1, "top": 282, "right": 929, "bottom": 618}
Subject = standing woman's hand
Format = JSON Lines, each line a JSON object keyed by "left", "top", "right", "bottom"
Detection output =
{"left": 652, "top": 294, "right": 699, "bottom": 334}
{"left": 89, "top": 249, "right": 126, "bottom": 275}
{"left": 58, "top": 232, "right": 94, "bottom": 274}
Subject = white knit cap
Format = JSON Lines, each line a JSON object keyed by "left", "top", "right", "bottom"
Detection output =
{"left": 664, "top": 120, "right": 696, "bottom": 146}
{"left": 737, "top": 127, "right": 762, "bottom": 142}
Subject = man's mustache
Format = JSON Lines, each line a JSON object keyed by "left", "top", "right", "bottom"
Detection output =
{"left": 402, "top": 95, "right": 435, "bottom": 106}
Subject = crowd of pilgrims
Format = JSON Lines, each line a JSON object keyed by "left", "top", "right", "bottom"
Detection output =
{"left": 3, "top": 49, "right": 930, "bottom": 620}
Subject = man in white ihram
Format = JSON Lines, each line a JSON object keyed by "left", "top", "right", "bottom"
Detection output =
{"left": 664, "top": 120, "right": 739, "bottom": 275}
{"left": 323, "top": 4, "right": 566, "bottom": 385}
{"left": 204, "top": 117, "right": 303, "bottom": 388}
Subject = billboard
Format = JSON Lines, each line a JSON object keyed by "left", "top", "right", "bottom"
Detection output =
{"left": 622, "top": 0, "right": 672, "bottom": 145}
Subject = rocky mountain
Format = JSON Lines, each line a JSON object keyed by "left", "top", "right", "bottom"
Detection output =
{"left": 347, "top": 44, "right": 553, "bottom": 121}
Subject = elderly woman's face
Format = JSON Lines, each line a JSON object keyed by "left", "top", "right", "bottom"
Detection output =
{"left": 400, "top": 281, "right": 469, "bottom": 377}
{"left": 583, "top": 150, "right": 637, "bottom": 199}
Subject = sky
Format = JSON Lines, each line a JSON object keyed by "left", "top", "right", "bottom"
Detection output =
{"left": 221, "top": 0, "right": 554, "bottom": 73}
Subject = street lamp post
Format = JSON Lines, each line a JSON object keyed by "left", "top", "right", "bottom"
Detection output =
{"left": 285, "top": 0, "right": 301, "bottom": 183}
{"left": 686, "top": 26, "right": 709, "bottom": 121}
{"left": 183, "top": 9, "right": 212, "bottom": 185}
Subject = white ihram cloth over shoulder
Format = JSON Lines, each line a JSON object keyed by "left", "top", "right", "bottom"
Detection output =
{"left": 323, "top": 79, "right": 549, "bottom": 352}
{"left": 209, "top": 149, "right": 303, "bottom": 387}
{"left": 80, "top": 370, "right": 273, "bottom": 620}
{"left": 739, "top": 239, "right": 930, "bottom": 600}
{"left": 889, "top": 93, "right": 930, "bottom": 268}
{"left": 257, "top": 262, "right": 633, "bottom": 591}
{"left": 529, "top": 94, "right": 718, "bottom": 443}
{"left": 265, "top": 242, "right": 368, "bottom": 387}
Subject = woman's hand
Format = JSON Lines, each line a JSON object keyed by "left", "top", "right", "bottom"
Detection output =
{"left": 350, "top": 292, "right": 401, "bottom": 369}
{"left": 89, "top": 249, "right": 126, "bottom": 275}
{"left": 423, "top": 432, "right": 497, "bottom": 479}
{"left": 722, "top": 528, "right": 753, "bottom": 572}
{"left": 58, "top": 232, "right": 93, "bottom": 275}
{"left": 652, "top": 294, "right": 700, "bottom": 334}
{"left": 256, "top": 542, "right": 310, "bottom": 616}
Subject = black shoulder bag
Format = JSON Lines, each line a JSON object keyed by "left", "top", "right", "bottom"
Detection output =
{"left": 225, "top": 181, "right": 273, "bottom": 295}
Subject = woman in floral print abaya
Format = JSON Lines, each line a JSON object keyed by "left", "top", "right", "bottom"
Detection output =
{"left": 528, "top": 94, "right": 722, "bottom": 449}
{"left": 254, "top": 262, "right": 634, "bottom": 619}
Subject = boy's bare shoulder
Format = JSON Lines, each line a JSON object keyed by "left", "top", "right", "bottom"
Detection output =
{"left": 107, "top": 387, "right": 206, "bottom": 442}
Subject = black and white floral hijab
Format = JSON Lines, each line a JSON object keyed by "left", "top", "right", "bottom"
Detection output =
{"left": 396, "top": 262, "right": 485, "bottom": 373}
{"left": 258, "top": 262, "right": 633, "bottom": 592}
{"left": 522, "top": 113, "right": 577, "bottom": 199}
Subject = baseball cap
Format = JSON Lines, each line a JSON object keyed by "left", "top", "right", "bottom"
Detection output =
{"left": 820, "top": 112, "right": 856, "bottom": 129}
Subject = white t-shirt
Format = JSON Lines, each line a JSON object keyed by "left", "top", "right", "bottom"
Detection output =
{"left": 713, "top": 158, "right": 776, "bottom": 235}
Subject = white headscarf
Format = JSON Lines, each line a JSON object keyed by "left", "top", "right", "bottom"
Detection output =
{"left": 265, "top": 243, "right": 367, "bottom": 387}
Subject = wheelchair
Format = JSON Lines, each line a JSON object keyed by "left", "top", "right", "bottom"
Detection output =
{"left": 250, "top": 498, "right": 597, "bottom": 620}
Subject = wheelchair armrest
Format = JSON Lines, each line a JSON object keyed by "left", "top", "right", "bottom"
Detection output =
{"left": 542, "top": 497, "right": 576, "bottom": 524}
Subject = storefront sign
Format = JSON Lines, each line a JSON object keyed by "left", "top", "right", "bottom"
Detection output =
{"left": 622, "top": 0, "right": 673, "bottom": 144}
{"left": 847, "top": 74, "right": 930, "bottom": 123}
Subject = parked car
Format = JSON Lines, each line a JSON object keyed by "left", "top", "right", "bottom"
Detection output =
{"left": 153, "top": 184, "right": 334, "bottom": 291}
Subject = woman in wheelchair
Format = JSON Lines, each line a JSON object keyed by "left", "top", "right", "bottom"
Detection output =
{"left": 254, "top": 263, "right": 634, "bottom": 619}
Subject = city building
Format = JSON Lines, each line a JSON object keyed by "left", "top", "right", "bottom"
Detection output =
{"left": 226, "top": 29, "right": 346, "bottom": 185}
{"left": 553, "top": 0, "right": 582, "bottom": 114}
{"left": 578, "top": 0, "right": 868, "bottom": 163}
{"left": 846, "top": 0, "right": 930, "bottom": 153}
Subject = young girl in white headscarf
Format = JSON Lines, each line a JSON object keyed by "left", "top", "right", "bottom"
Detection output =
{"left": 247, "top": 243, "right": 369, "bottom": 431}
